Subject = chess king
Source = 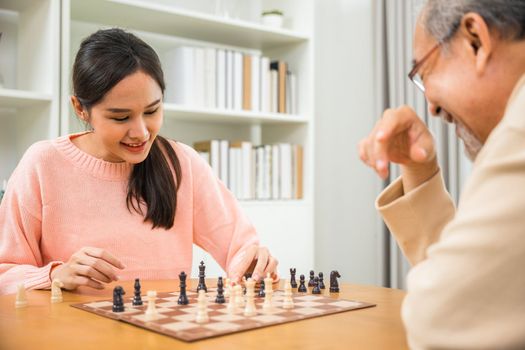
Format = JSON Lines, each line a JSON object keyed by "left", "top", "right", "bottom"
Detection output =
{"left": 359, "top": 0, "right": 525, "bottom": 348}
{"left": 0, "top": 28, "right": 279, "bottom": 295}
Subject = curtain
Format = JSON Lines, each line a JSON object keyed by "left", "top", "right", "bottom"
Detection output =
{"left": 373, "top": 0, "right": 472, "bottom": 289}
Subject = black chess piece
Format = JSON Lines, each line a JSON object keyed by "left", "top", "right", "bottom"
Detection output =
{"left": 258, "top": 279, "right": 265, "bottom": 297}
{"left": 298, "top": 274, "right": 307, "bottom": 293}
{"left": 215, "top": 277, "right": 225, "bottom": 304}
{"left": 132, "top": 278, "right": 143, "bottom": 306}
{"left": 318, "top": 272, "right": 325, "bottom": 289}
{"left": 312, "top": 276, "right": 321, "bottom": 294}
{"left": 178, "top": 271, "right": 189, "bottom": 305}
{"left": 112, "top": 286, "right": 125, "bottom": 312}
{"left": 290, "top": 267, "right": 297, "bottom": 288}
{"left": 308, "top": 270, "right": 315, "bottom": 287}
{"left": 196, "top": 261, "right": 207, "bottom": 292}
{"left": 330, "top": 270, "right": 341, "bottom": 293}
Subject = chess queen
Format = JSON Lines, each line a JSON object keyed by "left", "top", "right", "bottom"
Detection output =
{"left": 0, "top": 28, "right": 279, "bottom": 295}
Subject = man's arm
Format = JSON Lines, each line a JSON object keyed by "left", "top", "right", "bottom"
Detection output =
{"left": 376, "top": 170, "right": 455, "bottom": 265}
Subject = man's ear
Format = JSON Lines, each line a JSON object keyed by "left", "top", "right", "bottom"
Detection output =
{"left": 70, "top": 96, "right": 88, "bottom": 121}
{"left": 459, "top": 12, "right": 493, "bottom": 74}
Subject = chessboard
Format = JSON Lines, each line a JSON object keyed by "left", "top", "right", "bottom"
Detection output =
{"left": 71, "top": 289, "right": 375, "bottom": 342}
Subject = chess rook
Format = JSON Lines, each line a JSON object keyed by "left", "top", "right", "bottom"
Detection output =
{"left": 290, "top": 267, "right": 298, "bottom": 288}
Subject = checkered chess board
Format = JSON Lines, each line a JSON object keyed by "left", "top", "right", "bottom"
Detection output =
{"left": 71, "top": 290, "right": 375, "bottom": 342}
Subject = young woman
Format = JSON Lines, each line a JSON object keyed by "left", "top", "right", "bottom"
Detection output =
{"left": 0, "top": 28, "right": 278, "bottom": 295}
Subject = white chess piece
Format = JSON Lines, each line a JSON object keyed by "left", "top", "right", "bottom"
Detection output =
{"left": 145, "top": 290, "right": 158, "bottom": 320}
{"left": 224, "top": 278, "right": 231, "bottom": 297}
{"left": 15, "top": 284, "right": 27, "bottom": 308}
{"left": 226, "top": 283, "right": 237, "bottom": 314}
{"left": 195, "top": 289, "right": 209, "bottom": 323}
{"left": 262, "top": 273, "right": 273, "bottom": 312}
{"left": 282, "top": 280, "right": 294, "bottom": 309}
{"left": 51, "top": 279, "right": 64, "bottom": 303}
{"left": 234, "top": 284, "right": 244, "bottom": 309}
{"left": 243, "top": 278, "right": 257, "bottom": 316}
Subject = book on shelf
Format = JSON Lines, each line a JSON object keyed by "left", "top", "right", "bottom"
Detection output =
{"left": 193, "top": 140, "right": 303, "bottom": 200}
{"left": 193, "top": 140, "right": 220, "bottom": 179}
{"left": 162, "top": 45, "right": 298, "bottom": 115}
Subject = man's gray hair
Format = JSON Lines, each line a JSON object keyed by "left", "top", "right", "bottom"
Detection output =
{"left": 423, "top": 0, "right": 525, "bottom": 43}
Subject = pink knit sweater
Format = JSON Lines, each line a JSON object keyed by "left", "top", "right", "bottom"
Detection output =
{"left": 0, "top": 133, "right": 259, "bottom": 295}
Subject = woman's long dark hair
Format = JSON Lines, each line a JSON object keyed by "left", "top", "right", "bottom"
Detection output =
{"left": 72, "top": 28, "right": 181, "bottom": 229}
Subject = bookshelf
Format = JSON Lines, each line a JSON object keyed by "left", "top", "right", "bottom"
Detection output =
{"left": 1, "top": 0, "right": 315, "bottom": 279}
{"left": 0, "top": 0, "right": 60, "bottom": 182}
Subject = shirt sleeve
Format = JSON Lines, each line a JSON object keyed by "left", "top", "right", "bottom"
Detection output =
{"left": 0, "top": 150, "right": 62, "bottom": 295}
{"left": 185, "top": 145, "right": 260, "bottom": 276}
{"left": 376, "top": 170, "right": 456, "bottom": 265}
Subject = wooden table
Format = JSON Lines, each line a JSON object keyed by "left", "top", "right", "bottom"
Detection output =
{"left": 0, "top": 279, "right": 408, "bottom": 349}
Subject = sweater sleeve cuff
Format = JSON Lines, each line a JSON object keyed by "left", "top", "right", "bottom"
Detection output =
{"left": 25, "top": 261, "right": 64, "bottom": 290}
{"left": 375, "top": 170, "right": 455, "bottom": 265}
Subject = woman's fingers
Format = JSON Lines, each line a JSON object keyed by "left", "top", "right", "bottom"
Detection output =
{"left": 251, "top": 247, "right": 270, "bottom": 281}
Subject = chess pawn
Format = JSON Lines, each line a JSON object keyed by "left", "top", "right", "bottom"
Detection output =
{"left": 318, "top": 272, "right": 326, "bottom": 289}
{"left": 282, "top": 280, "right": 294, "bottom": 309}
{"left": 195, "top": 290, "right": 209, "bottom": 323}
{"left": 308, "top": 270, "right": 315, "bottom": 287}
{"left": 298, "top": 274, "right": 307, "bottom": 293}
{"left": 243, "top": 278, "right": 257, "bottom": 316}
{"left": 15, "top": 284, "right": 27, "bottom": 308}
{"left": 312, "top": 276, "right": 321, "bottom": 294}
{"left": 51, "top": 279, "right": 64, "bottom": 303}
{"left": 145, "top": 290, "right": 158, "bottom": 319}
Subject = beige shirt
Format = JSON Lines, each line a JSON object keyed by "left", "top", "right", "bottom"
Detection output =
{"left": 377, "top": 75, "right": 525, "bottom": 349}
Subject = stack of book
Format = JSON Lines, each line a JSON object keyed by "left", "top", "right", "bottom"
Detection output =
{"left": 163, "top": 46, "right": 297, "bottom": 115}
{"left": 194, "top": 140, "right": 303, "bottom": 200}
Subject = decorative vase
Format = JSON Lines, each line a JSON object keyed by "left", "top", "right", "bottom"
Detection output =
{"left": 261, "top": 14, "right": 283, "bottom": 28}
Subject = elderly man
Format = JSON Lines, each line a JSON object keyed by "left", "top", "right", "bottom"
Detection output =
{"left": 359, "top": 0, "right": 525, "bottom": 349}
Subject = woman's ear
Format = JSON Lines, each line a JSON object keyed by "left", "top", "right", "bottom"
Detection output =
{"left": 459, "top": 12, "right": 493, "bottom": 75}
{"left": 70, "top": 96, "right": 88, "bottom": 121}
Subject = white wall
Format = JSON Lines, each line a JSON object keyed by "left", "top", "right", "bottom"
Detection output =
{"left": 314, "top": 0, "right": 382, "bottom": 285}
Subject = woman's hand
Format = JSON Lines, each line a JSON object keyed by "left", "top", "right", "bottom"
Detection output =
{"left": 50, "top": 247, "right": 125, "bottom": 290}
{"left": 228, "top": 245, "right": 279, "bottom": 284}
{"left": 358, "top": 105, "right": 439, "bottom": 192}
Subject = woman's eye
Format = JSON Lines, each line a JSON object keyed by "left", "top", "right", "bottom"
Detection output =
{"left": 112, "top": 116, "right": 129, "bottom": 122}
{"left": 145, "top": 107, "right": 159, "bottom": 115}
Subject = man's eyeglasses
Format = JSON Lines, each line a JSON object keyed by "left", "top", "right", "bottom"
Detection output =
{"left": 408, "top": 43, "right": 440, "bottom": 93}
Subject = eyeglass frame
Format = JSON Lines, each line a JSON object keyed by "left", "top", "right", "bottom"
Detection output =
{"left": 408, "top": 43, "right": 441, "bottom": 93}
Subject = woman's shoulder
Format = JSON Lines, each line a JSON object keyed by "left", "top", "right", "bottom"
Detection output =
{"left": 20, "top": 138, "right": 61, "bottom": 166}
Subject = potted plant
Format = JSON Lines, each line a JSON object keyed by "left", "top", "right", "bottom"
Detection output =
{"left": 261, "top": 9, "right": 284, "bottom": 28}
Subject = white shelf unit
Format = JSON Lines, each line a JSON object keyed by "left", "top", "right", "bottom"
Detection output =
{"left": 59, "top": 0, "right": 315, "bottom": 278}
{"left": 0, "top": 0, "right": 60, "bottom": 181}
